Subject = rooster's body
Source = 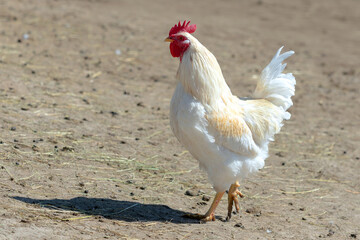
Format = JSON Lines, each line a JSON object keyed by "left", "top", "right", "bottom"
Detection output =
{"left": 166, "top": 21, "right": 295, "bottom": 221}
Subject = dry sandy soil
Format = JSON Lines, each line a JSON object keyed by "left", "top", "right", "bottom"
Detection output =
{"left": 0, "top": 0, "right": 359, "bottom": 239}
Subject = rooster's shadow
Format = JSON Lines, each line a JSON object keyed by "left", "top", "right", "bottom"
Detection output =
{"left": 12, "top": 196, "right": 200, "bottom": 224}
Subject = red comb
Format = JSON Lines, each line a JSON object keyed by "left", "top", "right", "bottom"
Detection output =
{"left": 169, "top": 20, "right": 196, "bottom": 36}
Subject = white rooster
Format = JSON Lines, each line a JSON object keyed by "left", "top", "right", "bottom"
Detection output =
{"left": 165, "top": 21, "right": 295, "bottom": 221}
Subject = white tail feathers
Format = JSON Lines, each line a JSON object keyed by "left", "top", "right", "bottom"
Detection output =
{"left": 253, "top": 47, "right": 296, "bottom": 112}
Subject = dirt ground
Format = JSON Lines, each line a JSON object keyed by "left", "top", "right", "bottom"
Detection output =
{"left": 0, "top": 0, "right": 359, "bottom": 239}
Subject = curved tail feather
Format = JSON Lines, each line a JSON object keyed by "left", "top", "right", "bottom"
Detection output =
{"left": 253, "top": 47, "right": 296, "bottom": 112}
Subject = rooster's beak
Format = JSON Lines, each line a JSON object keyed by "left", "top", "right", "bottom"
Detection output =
{"left": 164, "top": 37, "right": 174, "bottom": 42}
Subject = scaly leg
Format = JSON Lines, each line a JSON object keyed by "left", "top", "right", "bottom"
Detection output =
{"left": 184, "top": 191, "right": 225, "bottom": 221}
{"left": 226, "top": 181, "right": 244, "bottom": 221}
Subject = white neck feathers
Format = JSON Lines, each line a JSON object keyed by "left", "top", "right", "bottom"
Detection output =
{"left": 176, "top": 34, "right": 232, "bottom": 108}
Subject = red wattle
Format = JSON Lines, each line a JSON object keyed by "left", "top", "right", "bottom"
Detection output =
{"left": 170, "top": 42, "right": 181, "bottom": 58}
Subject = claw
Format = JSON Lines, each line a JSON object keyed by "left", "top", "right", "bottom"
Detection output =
{"left": 184, "top": 213, "right": 215, "bottom": 222}
{"left": 237, "top": 190, "right": 244, "bottom": 198}
{"left": 226, "top": 182, "right": 244, "bottom": 221}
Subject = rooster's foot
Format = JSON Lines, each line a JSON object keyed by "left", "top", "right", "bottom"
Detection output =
{"left": 226, "top": 181, "right": 244, "bottom": 221}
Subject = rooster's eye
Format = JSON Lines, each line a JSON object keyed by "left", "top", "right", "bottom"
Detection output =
{"left": 179, "top": 36, "right": 184, "bottom": 41}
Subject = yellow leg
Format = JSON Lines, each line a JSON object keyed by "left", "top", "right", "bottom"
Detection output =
{"left": 184, "top": 191, "right": 225, "bottom": 221}
{"left": 226, "top": 181, "right": 244, "bottom": 221}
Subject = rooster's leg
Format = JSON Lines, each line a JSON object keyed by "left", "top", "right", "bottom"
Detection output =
{"left": 226, "top": 181, "right": 244, "bottom": 221}
{"left": 184, "top": 191, "right": 225, "bottom": 221}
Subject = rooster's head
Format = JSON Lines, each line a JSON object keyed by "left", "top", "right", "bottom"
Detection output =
{"left": 165, "top": 20, "right": 196, "bottom": 59}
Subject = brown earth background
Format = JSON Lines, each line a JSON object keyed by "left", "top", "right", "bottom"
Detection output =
{"left": 0, "top": 0, "right": 359, "bottom": 239}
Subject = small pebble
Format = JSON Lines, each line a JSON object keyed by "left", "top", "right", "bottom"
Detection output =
{"left": 115, "top": 49, "right": 121, "bottom": 55}
{"left": 32, "top": 145, "right": 39, "bottom": 151}
{"left": 137, "top": 102, "right": 145, "bottom": 107}
{"left": 234, "top": 223, "right": 245, "bottom": 229}
{"left": 202, "top": 195, "right": 211, "bottom": 201}
{"left": 61, "top": 146, "right": 74, "bottom": 152}
{"left": 185, "top": 190, "right": 198, "bottom": 196}
{"left": 275, "top": 152, "right": 285, "bottom": 157}
{"left": 110, "top": 111, "right": 118, "bottom": 117}
{"left": 327, "top": 229, "right": 335, "bottom": 237}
